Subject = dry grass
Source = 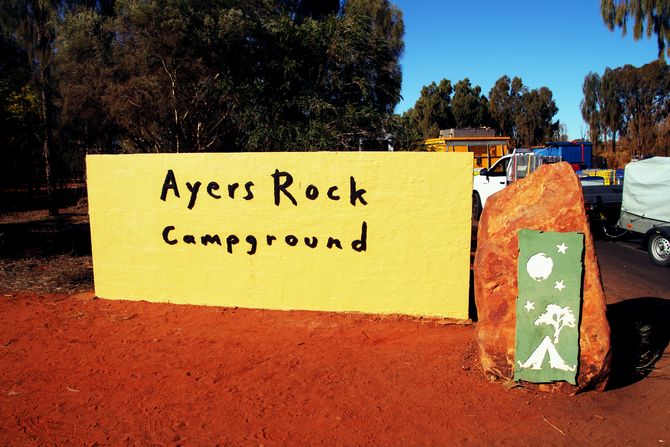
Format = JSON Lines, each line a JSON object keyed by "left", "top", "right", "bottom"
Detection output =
{"left": 0, "top": 255, "right": 93, "bottom": 294}
{"left": 593, "top": 139, "right": 669, "bottom": 169}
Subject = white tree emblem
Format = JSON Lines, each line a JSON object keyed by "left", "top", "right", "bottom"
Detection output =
{"left": 534, "top": 304, "right": 576, "bottom": 344}
{"left": 517, "top": 303, "right": 578, "bottom": 372}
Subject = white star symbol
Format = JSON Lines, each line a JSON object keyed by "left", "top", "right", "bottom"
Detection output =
{"left": 524, "top": 300, "right": 535, "bottom": 312}
{"left": 557, "top": 242, "right": 568, "bottom": 254}
{"left": 554, "top": 280, "right": 566, "bottom": 291}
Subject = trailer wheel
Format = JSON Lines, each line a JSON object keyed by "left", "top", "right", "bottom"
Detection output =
{"left": 472, "top": 192, "right": 482, "bottom": 221}
{"left": 648, "top": 233, "right": 670, "bottom": 267}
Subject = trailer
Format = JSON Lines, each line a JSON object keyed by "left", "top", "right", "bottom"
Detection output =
{"left": 616, "top": 157, "right": 670, "bottom": 267}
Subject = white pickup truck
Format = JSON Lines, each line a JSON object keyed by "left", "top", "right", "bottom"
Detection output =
{"left": 472, "top": 150, "right": 623, "bottom": 230}
{"left": 472, "top": 149, "right": 545, "bottom": 219}
{"left": 471, "top": 155, "right": 509, "bottom": 219}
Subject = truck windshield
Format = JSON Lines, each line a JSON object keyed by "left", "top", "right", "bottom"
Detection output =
{"left": 488, "top": 158, "right": 509, "bottom": 176}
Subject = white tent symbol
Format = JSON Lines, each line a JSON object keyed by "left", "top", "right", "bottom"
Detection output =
{"left": 517, "top": 335, "right": 576, "bottom": 372}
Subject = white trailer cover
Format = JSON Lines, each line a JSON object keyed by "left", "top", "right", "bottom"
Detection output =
{"left": 621, "top": 157, "right": 670, "bottom": 223}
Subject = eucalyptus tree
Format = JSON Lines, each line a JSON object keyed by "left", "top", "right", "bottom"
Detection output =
{"left": 451, "top": 78, "right": 491, "bottom": 129}
{"left": 515, "top": 87, "right": 559, "bottom": 147}
{"left": 580, "top": 60, "right": 670, "bottom": 155}
{"left": 488, "top": 75, "right": 524, "bottom": 144}
{"left": 599, "top": 67, "right": 625, "bottom": 153}
{"left": 241, "top": 0, "right": 405, "bottom": 150}
{"left": 405, "top": 77, "right": 493, "bottom": 139}
{"left": 56, "top": 6, "right": 118, "bottom": 154}
{"left": 617, "top": 61, "right": 670, "bottom": 154}
{"left": 488, "top": 75, "right": 559, "bottom": 147}
{"left": 56, "top": 0, "right": 405, "bottom": 152}
{"left": 580, "top": 72, "right": 603, "bottom": 148}
{"left": 405, "top": 79, "right": 455, "bottom": 138}
{"left": 580, "top": 69, "right": 623, "bottom": 153}
{"left": 406, "top": 74, "right": 558, "bottom": 147}
{"left": 601, "top": 0, "right": 670, "bottom": 59}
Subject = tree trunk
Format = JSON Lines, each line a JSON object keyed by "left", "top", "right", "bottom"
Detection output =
{"left": 40, "top": 66, "right": 58, "bottom": 216}
{"left": 171, "top": 80, "right": 180, "bottom": 153}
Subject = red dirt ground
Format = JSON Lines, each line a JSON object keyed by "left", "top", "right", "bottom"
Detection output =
{"left": 0, "top": 290, "right": 668, "bottom": 446}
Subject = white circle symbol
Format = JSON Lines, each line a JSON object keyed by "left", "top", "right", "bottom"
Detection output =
{"left": 526, "top": 253, "right": 553, "bottom": 281}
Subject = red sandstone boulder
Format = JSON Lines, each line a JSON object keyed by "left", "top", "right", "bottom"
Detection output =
{"left": 474, "top": 162, "right": 610, "bottom": 392}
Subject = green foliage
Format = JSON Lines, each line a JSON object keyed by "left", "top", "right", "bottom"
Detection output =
{"left": 404, "top": 75, "right": 558, "bottom": 147}
{"left": 98, "top": 0, "right": 249, "bottom": 152}
{"left": 581, "top": 72, "right": 603, "bottom": 148}
{"left": 54, "top": 0, "right": 404, "bottom": 153}
{"left": 488, "top": 76, "right": 559, "bottom": 147}
{"left": 55, "top": 6, "right": 117, "bottom": 153}
{"left": 0, "top": 0, "right": 406, "bottom": 197}
{"left": 515, "top": 86, "right": 559, "bottom": 147}
{"left": 451, "top": 78, "right": 491, "bottom": 129}
{"left": 387, "top": 112, "right": 420, "bottom": 151}
{"left": 488, "top": 75, "right": 523, "bottom": 143}
{"left": 404, "top": 79, "right": 454, "bottom": 138}
{"left": 617, "top": 61, "right": 670, "bottom": 153}
{"left": 601, "top": 0, "right": 670, "bottom": 59}
{"left": 600, "top": 67, "right": 624, "bottom": 152}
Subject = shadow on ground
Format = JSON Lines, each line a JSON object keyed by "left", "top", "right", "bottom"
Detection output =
{"left": 469, "top": 221, "right": 478, "bottom": 322}
{"left": 0, "top": 186, "right": 90, "bottom": 258}
{"left": 0, "top": 199, "right": 93, "bottom": 293}
{"left": 468, "top": 269, "right": 478, "bottom": 322}
{"left": 0, "top": 216, "right": 91, "bottom": 258}
{"left": 606, "top": 297, "right": 670, "bottom": 389}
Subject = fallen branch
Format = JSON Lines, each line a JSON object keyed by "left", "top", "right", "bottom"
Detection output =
{"left": 542, "top": 415, "right": 566, "bottom": 436}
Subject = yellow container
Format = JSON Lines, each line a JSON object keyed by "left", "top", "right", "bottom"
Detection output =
{"left": 581, "top": 169, "right": 616, "bottom": 185}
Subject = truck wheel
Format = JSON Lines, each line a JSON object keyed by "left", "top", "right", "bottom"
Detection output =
{"left": 648, "top": 233, "right": 670, "bottom": 267}
{"left": 472, "top": 192, "right": 482, "bottom": 221}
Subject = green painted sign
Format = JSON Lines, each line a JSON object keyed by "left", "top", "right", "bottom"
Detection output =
{"left": 514, "top": 230, "right": 584, "bottom": 384}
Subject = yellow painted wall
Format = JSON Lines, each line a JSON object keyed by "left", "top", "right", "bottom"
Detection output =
{"left": 86, "top": 152, "right": 472, "bottom": 319}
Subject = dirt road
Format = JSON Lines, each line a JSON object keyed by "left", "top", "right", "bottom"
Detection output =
{"left": 596, "top": 238, "right": 670, "bottom": 302}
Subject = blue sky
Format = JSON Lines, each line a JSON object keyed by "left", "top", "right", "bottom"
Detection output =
{"left": 392, "top": 0, "right": 659, "bottom": 139}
